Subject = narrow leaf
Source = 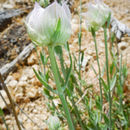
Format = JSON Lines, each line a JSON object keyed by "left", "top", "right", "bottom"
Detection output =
{"left": 110, "top": 74, "right": 116, "bottom": 91}
{"left": 63, "top": 43, "right": 72, "bottom": 91}
{"left": 33, "top": 68, "right": 58, "bottom": 94}
{"left": 0, "top": 108, "right": 4, "bottom": 116}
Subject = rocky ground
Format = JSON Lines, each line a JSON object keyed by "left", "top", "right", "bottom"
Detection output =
{"left": 0, "top": 0, "right": 130, "bottom": 129}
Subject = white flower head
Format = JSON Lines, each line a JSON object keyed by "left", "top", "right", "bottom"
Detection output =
{"left": 85, "top": 0, "right": 111, "bottom": 32}
{"left": 26, "top": 1, "right": 71, "bottom": 46}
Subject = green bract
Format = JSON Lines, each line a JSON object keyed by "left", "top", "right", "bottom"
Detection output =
{"left": 85, "top": 1, "right": 111, "bottom": 32}
{"left": 26, "top": 1, "right": 71, "bottom": 46}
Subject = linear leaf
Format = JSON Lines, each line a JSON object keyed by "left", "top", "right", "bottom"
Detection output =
{"left": 33, "top": 68, "right": 58, "bottom": 94}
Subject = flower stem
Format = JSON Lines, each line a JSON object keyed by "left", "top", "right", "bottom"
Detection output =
{"left": 48, "top": 46, "right": 75, "bottom": 130}
{"left": 104, "top": 27, "right": 112, "bottom": 129}
{"left": 78, "top": 0, "right": 82, "bottom": 80}
{"left": 92, "top": 32, "right": 103, "bottom": 114}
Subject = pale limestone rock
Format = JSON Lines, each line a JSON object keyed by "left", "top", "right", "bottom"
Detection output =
{"left": 5, "top": 75, "right": 14, "bottom": 84}
{"left": 24, "top": 122, "right": 33, "bottom": 130}
{"left": 26, "top": 88, "right": 38, "bottom": 98}
{"left": 6, "top": 119, "right": 12, "bottom": 125}
{"left": 22, "top": 67, "right": 35, "bottom": 79}
{"left": 82, "top": 21, "right": 87, "bottom": 31}
{"left": 73, "top": 38, "right": 78, "bottom": 44}
{"left": 33, "top": 109, "right": 38, "bottom": 114}
{"left": 21, "top": 114, "right": 27, "bottom": 122}
{"left": 71, "top": 18, "right": 79, "bottom": 34}
{"left": 27, "top": 78, "right": 35, "bottom": 84}
{"left": 3, "top": 3, "right": 13, "bottom": 9}
{"left": 7, "top": 80, "right": 18, "bottom": 88}
{"left": 29, "top": 103, "right": 35, "bottom": 107}
{"left": 53, "top": 99, "right": 60, "bottom": 107}
{"left": 81, "top": 56, "right": 92, "bottom": 71}
{"left": 72, "top": 24, "right": 79, "bottom": 34}
{"left": 17, "top": 81, "right": 27, "bottom": 87}
{"left": 32, "top": 64, "right": 39, "bottom": 72}
{"left": 0, "top": 90, "right": 9, "bottom": 109}
{"left": 118, "top": 42, "right": 128, "bottom": 50}
{"left": 5, "top": 115, "right": 11, "bottom": 120}
{"left": 27, "top": 53, "right": 37, "bottom": 65}
{"left": 15, "top": 93, "right": 23, "bottom": 98}
{"left": 20, "top": 75, "right": 28, "bottom": 81}
{"left": 87, "top": 49, "right": 95, "bottom": 55}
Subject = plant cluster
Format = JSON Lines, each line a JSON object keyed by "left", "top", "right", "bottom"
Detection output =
{"left": 1, "top": 0, "right": 129, "bottom": 130}
{"left": 25, "top": 0, "right": 129, "bottom": 129}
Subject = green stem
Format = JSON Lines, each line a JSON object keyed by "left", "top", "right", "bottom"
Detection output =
{"left": 119, "top": 55, "right": 128, "bottom": 127}
{"left": 48, "top": 46, "right": 75, "bottom": 130}
{"left": 92, "top": 33, "right": 103, "bottom": 114}
{"left": 78, "top": 0, "right": 82, "bottom": 80}
{"left": 34, "top": 45, "right": 42, "bottom": 72}
{"left": 71, "top": 99, "right": 85, "bottom": 130}
{"left": 104, "top": 27, "right": 112, "bottom": 129}
{"left": 67, "top": 87, "right": 86, "bottom": 129}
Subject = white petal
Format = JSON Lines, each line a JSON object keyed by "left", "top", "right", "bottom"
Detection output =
{"left": 26, "top": 2, "right": 45, "bottom": 31}
{"left": 26, "top": 2, "right": 44, "bottom": 24}
{"left": 95, "top": 0, "right": 102, "bottom": 4}
{"left": 62, "top": 2, "right": 71, "bottom": 20}
{"left": 26, "top": 2, "right": 50, "bottom": 45}
{"left": 41, "top": 1, "right": 71, "bottom": 44}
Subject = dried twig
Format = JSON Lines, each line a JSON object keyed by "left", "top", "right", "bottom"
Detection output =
{"left": 0, "top": 73, "right": 21, "bottom": 130}
{"left": 0, "top": 91, "right": 43, "bottom": 130}
{"left": 0, "top": 91, "right": 26, "bottom": 129}
{"left": 14, "top": 103, "right": 43, "bottom": 130}
{"left": 0, "top": 43, "right": 34, "bottom": 78}
{"left": 110, "top": 17, "right": 130, "bottom": 40}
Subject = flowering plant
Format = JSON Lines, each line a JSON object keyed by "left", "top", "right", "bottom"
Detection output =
{"left": 24, "top": 0, "right": 128, "bottom": 130}
{"left": 26, "top": 1, "right": 75, "bottom": 130}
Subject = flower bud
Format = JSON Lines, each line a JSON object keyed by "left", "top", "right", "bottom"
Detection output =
{"left": 47, "top": 115, "right": 61, "bottom": 130}
{"left": 85, "top": 1, "right": 111, "bottom": 32}
{"left": 26, "top": 1, "right": 71, "bottom": 46}
{"left": 39, "top": 0, "right": 50, "bottom": 7}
